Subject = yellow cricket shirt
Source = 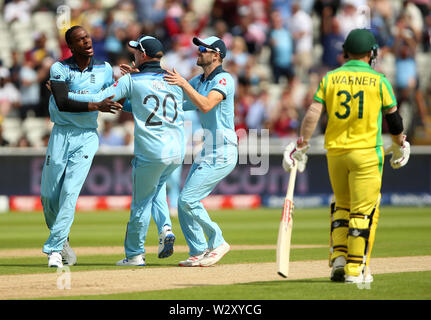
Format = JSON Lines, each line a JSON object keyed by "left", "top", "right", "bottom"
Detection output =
{"left": 314, "top": 60, "right": 397, "bottom": 153}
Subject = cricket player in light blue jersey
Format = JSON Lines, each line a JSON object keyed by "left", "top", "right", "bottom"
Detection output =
{"left": 42, "top": 26, "right": 121, "bottom": 268}
{"left": 68, "top": 36, "right": 185, "bottom": 266}
{"left": 165, "top": 36, "right": 238, "bottom": 267}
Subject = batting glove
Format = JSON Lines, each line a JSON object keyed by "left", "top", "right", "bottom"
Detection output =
{"left": 282, "top": 139, "right": 310, "bottom": 173}
{"left": 385, "top": 135, "right": 410, "bottom": 169}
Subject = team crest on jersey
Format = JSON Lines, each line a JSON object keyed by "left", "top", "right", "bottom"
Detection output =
{"left": 219, "top": 78, "right": 227, "bottom": 86}
{"left": 113, "top": 80, "right": 119, "bottom": 87}
{"left": 90, "top": 74, "right": 95, "bottom": 84}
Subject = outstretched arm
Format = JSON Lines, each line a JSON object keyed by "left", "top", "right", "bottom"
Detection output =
{"left": 164, "top": 68, "right": 223, "bottom": 113}
{"left": 50, "top": 81, "right": 122, "bottom": 113}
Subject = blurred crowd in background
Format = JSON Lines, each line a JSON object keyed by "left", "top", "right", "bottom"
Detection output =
{"left": 0, "top": 0, "right": 430, "bottom": 149}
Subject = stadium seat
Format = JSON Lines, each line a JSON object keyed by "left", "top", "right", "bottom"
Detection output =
{"left": 2, "top": 118, "right": 23, "bottom": 146}
{"left": 22, "top": 117, "right": 51, "bottom": 147}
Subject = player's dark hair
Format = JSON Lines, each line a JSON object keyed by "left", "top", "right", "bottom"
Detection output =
{"left": 65, "top": 26, "right": 83, "bottom": 45}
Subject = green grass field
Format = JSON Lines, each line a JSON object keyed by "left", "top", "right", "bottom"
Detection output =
{"left": 0, "top": 206, "right": 430, "bottom": 300}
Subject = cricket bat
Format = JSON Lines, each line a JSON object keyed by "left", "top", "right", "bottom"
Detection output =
{"left": 276, "top": 163, "right": 297, "bottom": 278}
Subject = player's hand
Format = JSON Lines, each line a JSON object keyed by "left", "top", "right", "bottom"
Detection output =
{"left": 164, "top": 68, "right": 187, "bottom": 87}
{"left": 120, "top": 62, "right": 138, "bottom": 75}
{"left": 46, "top": 80, "right": 52, "bottom": 92}
{"left": 93, "top": 95, "right": 123, "bottom": 114}
{"left": 282, "top": 140, "right": 309, "bottom": 173}
{"left": 385, "top": 135, "right": 410, "bottom": 169}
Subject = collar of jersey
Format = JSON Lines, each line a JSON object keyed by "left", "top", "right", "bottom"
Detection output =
{"left": 136, "top": 61, "right": 164, "bottom": 74}
{"left": 200, "top": 65, "right": 224, "bottom": 82}
{"left": 344, "top": 60, "right": 371, "bottom": 68}
{"left": 65, "top": 56, "right": 95, "bottom": 71}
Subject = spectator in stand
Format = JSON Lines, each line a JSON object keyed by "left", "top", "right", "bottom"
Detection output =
{"left": 393, "top": 13, "right": 429, "bottom": 133}
{"left": 29, "top": 33, "right": 56, "bottom": 66}
{"left": 18, "top": 52, "right": 53, "bottom": 119}
{"left": 0, "top": 121, "right": 10, "bottom": 146}
{"left": 268, "top": 10, "right": 295, "bottom": 84}
{"left": 210, "top": 0, "right": 239, "bottom": 28}
{"left": 272, "top": 0, "right": 293, "bottom": 21}
{"left": 0, "top": 67, "right": 21, "bottom": 118}
{"left": 401, "top": 0, "right": 425, "bottom": 45}
{"left": 321, "top": 16, "right": 345, "bottom": 70}
{"left": 268, "top": 86, "right": 300, "bottom": 138}
{"left": 9, "top": 50, "right": 22, "bottom": 89}
{"left": 232, "top": 5, "right": 267, "bottom": 55}
{"left": 18, "top": 54, "right": 40, "bottom": 119}
{"left": 336, "top": 0, "right": 367, "bottom": 39}
{"left": 246, "top": 89, "right": 270, "bottom": 132}
{"left": 4, "top": 0, "right": 39, "bottom": 24}
{"left": 104, "top": 10, "right": 128, "bottom": 63}
{"left": 288, "top": 1, "right": 314, "bottom": 82}
{"left": 368, "top": 0, "right": 395, "bottom": 55}
{"left": 225, "top": 36, "right": 250, "bottom": 69}
{"left": 91, "top": 23, "right": 108, "bottom": 62}
{"left": 133, "top": 0, "right": 166, "bottom": 25}
{"left": 313, "top": 0, "right": 341, "bottom": 44}
{"left": 164, "top": 0, "right": 186, "bottom": 39}
{"left": 213, "top": 19, "right": 234, "bottom": 50}
{"left": 162, "top": 37, "right": 196, "bottom": 80}
{"left": 99, "top": 119, "right": 125, "bottom": 147}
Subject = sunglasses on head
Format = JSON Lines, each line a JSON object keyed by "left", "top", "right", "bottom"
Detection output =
{"left": 198, "top": 46, "right": 218, "bottom": 53}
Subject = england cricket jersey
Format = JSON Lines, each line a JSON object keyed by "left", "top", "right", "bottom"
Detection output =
{"left": 314, "top": 60, "right": 397, "bottom": 152}
{"left": 185, "top": 66, "right": 237, "bottom": 154}
{"left": 49, "top": 56, "right": 114, "bottom": 128}
{"left": 68, "top": 61, "right": 185, "bottom": 161}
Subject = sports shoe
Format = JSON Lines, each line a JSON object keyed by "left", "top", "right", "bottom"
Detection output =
{"left": 199, "top": 242, "right": 230, "bottom": 267}
{"left": 116, "top": 254, "right": 146, "bottom": 266}
{"left": 158, "top": 225, "right": 175, "bottom": 259}
{"left": 48, "top": 252, "right": 63, "bottom": 268}
{"left": 178, "top": 251, "right": 208, "bottom": 267}
{"left": 345, "top": 268, "right": 373, "bottom": 283}
{"left": 61, "top": 238, "right": 77, "bottom": 266}
{"left": 330, "top": 256, "right": 346, "bottom": 282}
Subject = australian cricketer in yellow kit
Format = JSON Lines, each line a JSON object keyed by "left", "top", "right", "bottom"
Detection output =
{"left": 313, "top": 59, "right": 397, "bottom": 277}
{"left": 282, "top": 28, "right": 410, "bottom": 283}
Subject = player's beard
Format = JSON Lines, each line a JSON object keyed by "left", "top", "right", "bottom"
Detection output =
{"left": 196, "top": 55, "right": 211, "bottom": 67}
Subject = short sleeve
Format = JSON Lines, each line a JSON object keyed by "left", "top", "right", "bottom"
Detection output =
{"left": 50, "top": 62, "right": 68, "bottom": 82}
{"left": 313, "top": 76, "right": 327, "bottom": 104}
{"left": 104, "top": 62, "right": 115, "bottom": 88}
{"left": 381, "top": 76, "right": 397, "bottom": 109}
{"left": 210, "top": 73, "right": 232, "bottom": 99}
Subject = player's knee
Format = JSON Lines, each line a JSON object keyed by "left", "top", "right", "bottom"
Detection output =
{"left": 348, "top": 214, "right": 371, "bottom": 240}
{"left": 178, "top": 195, "right": 191, "bottom": 212}
{"left": 178, "top": 194, "right": 199, "bottom": 215}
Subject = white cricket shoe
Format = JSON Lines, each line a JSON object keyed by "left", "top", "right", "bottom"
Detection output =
{"left": 345, "top": 268, "right": 373, "bottom": 283}
{"left": 330, "top": 256, "right": 346, "bottom": 282}
{"left": 199, "top": 242, "right": 230, "bottom": 267}
{"left": 158, "top": 225, "right": 175, "bottom": 259}
{"left": 48, "top": 252, "right": 63, "bottom": 268}
{"left": 178, "top": 251, "right": 208, "bottom": 267}
{"left": 61, "top": 239, "right": 77, "bottom": 266}
{"left": 116, "top": 254, "right": 146, "bottom": 266}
